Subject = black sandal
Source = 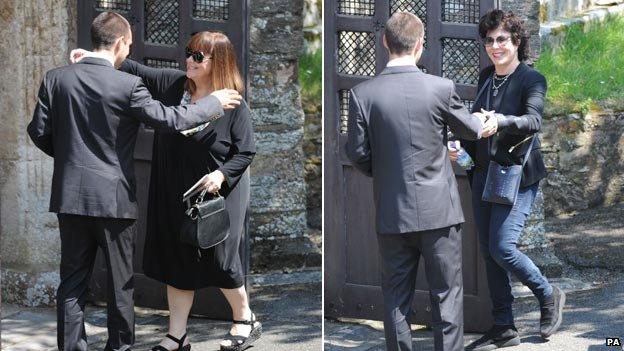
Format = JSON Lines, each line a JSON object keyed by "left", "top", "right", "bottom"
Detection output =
{"left": 151, "top": 333, "right": 191, "bottom": 351}
{"left": 220, "top": 314, "right": 262, "bottom": 351}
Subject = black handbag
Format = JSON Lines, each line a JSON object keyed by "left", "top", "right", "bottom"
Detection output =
{"left": 180, "top": 188, "right": 230, "bottom": 249}
{"left": 481, "top": 135, "right": 534, "bottom": 205}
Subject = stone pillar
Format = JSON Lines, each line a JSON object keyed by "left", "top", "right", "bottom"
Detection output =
{"left": 0, "top": 0, "right": 77, "bottom": 306}
{"left": 249, "top": 0, "right": 319, "bottom": 271}
{"left": 501, "top": 0, "right": 542, "bottom": 63}
{"left": 539, "top": 0, "right": 595, "bottom": 23}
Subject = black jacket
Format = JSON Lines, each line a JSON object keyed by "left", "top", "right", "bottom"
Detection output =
{"left": 346, "top": 65, "right": 483, "bottom": 234}
{"left": 462, "top": 62, "right": 547, "bottom": 188}
{"left": 27, "top": 57, "right": 224, "bottom": 219}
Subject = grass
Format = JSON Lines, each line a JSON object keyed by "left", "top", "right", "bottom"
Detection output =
{"left": 535, "top": 15, "right": 624, "bottom": 115}
{"left": 299, "top": 48, "right": 322, "bottom": 114}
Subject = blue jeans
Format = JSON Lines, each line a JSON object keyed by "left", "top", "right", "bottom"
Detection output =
{"left": 471, "top": 170, "right": 553, "bottom": 326}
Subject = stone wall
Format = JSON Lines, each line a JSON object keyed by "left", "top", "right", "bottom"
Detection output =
{"left": 0, "top": 0, "right": 77, "bottom": 306}
{"left": 540, "top": 111, "right": 624, "bottom": 216}
{"left": 239, "top": 0, "right": 321, "bottom": 271}
{"left": 501, "top": 0, "right": 542, "bottom": 63}
{"left": 304, "top": 111, "right": 321, "bottom": 231}
{"left": 540, "top": 0, "right": 594, "bottom": 22}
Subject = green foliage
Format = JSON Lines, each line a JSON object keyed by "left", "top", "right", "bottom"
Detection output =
{"left": 299, "top": 48, "right": 322, "bottom": 114}
{"left": 535, "top": 15, "right": 624, "bottom": 115}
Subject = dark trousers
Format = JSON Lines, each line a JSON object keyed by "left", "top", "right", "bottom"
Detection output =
{"left": 56, "top": 214, "right": 136, "bottom": 351}
{"left": 471, "top": 171, "right": 552, "bottom": 325}
{"left": 377, "top": 225, "right": 464, "bottom": 351}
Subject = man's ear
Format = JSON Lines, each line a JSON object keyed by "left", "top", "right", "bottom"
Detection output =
{"left": 382, "top": 34, "right": 388, "bottom": 50}
{"left": 113, "top": 37, "right": 123, "bottom": 53}
{"left": 413, "top": 37, "right": 423, "bottom": 56}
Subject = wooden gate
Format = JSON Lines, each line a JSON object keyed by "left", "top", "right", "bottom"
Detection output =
{"left": 77, "top": 0, "right": 249, "bottom": 319}
{"left": 324, "top": 0, "right": 496, "bottom": 332}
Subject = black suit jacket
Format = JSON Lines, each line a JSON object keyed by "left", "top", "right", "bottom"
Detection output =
{"left": 462, "top": 62, "right": 547, "bottom": 188}
{"left": 27, "top": 57, "right": 224, "bottom": 219}
{"left": 346, "top": 65, "right": 483, "bottom": 234}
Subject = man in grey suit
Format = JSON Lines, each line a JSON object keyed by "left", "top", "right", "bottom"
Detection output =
{"left": 27, "top": 12, "right": 241, "bottom": 351}
{"left": 345, "top": 12, "right": 496, "bottom": 351}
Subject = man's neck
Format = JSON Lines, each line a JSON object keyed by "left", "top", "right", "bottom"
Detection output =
{"left": 90, "top": 50, "right": 116, "bottom": 67}
{"left": 387, "top": 55, "right": 416, "bottom": 67}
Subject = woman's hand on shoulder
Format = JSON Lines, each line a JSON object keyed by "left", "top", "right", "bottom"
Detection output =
{"left": 211, "top": 89, "right": 242, "bottom": 110}
{"left": 69, "top": 48, "right": 91, "bottom": 64}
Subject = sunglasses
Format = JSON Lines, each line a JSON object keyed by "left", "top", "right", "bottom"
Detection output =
{"left": 185, "top": 47, "right": 211, "bottom": 63}
{"left": 483, "top": 35, "right": 511, "bottom": 47}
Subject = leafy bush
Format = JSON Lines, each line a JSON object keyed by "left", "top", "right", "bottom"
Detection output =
{"left": 299, "top": 48, "right": 322, "bottom": 114}
{"left": 535, "top": 15, "right": 624, "bottom": 115}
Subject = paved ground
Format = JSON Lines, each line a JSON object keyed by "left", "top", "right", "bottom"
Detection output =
{"left": 1, "top": 282, "right": 321, "bottom": 351}
{"left": 325, "top": 280, "right": 624, "bottom": 351}
{"left": 545, "top": 203, "right": 624, "bottom": 271}
{"left": 326, "top": 203, "right": 624, "bottom": 351}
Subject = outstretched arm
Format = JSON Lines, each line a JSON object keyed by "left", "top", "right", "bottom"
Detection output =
{"left": 494, "top": 74, "right": 546, "bottom": 135}
{"left": 129, "top": 78, "right": 241, "bottom": 132}
{"left": 70, "top": 49, "right": 185, "bottom": 98}
{"left": 119, "top": 59, "right": 186, "bottom": 99}
{"left": 442, "top": 82, "right": 483, "bottom": 141}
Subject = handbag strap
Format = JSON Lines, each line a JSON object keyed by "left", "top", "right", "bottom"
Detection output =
{"left": 520, "top": 135, "right": 536, "bottom": 167}
{"left": 474, "top": 76, "right": 492, "bottom": 112}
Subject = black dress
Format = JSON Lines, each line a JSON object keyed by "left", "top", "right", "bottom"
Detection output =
{"left": 120, "top": 60, "right": 256, "bottom": 290}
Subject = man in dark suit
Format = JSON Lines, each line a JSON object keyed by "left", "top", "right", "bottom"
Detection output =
{"left": 345, "top": 12, "right": 496, "bottom": 351}
{"left": 27, "top": 12, "right": 242, "bottom": 351}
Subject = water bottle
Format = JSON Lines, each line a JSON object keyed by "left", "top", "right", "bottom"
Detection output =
{"left": 448, "top": 140, "right": 474, "bottom": 170}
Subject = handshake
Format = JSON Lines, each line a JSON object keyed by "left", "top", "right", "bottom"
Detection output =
{"left": 473, "top": 109, "right": 498, "bottom": 138}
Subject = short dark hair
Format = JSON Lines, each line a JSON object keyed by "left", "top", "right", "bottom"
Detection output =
{"left": 90, "top": 12, "right": 130, "bottom": 50}
{"left": 478, "top": 9, "right": 530, "bottom": 61}
{"left": 384, "top": 12, "right": 424, "bottom": 55}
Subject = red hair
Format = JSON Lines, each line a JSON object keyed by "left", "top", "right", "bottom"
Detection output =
{"left": 185, "top": 31, "right": 244, "bottom": 94}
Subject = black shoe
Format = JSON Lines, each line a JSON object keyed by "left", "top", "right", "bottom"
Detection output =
{"left": 220, "top": 313, "right": 262, "bottom": 351}
{"left": 465, "top": 325, "right": 521, "bottom": 350}
{"left": 540, "top": 285, "right": 566, "bottom": 339}
{"left": 151, "top": 333, "right": 191, "bottom": 351}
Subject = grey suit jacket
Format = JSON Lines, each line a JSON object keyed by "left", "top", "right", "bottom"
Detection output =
{"left": 346, "top": 65, "right": 482, "bottom": 234}
{"left": 27, "top": 57, "right": 224, "bottom": 219}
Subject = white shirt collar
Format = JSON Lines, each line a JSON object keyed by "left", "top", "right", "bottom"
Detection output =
{"left": 386, "top": 56, "right": 417, "bottom": 67}
{"left": 87, "top": 51, "right": 116, "bottom": 67}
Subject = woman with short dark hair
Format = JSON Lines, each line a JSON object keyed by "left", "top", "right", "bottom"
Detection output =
{"left": 450, "top": 9, "right": 565, "bottom": 350}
